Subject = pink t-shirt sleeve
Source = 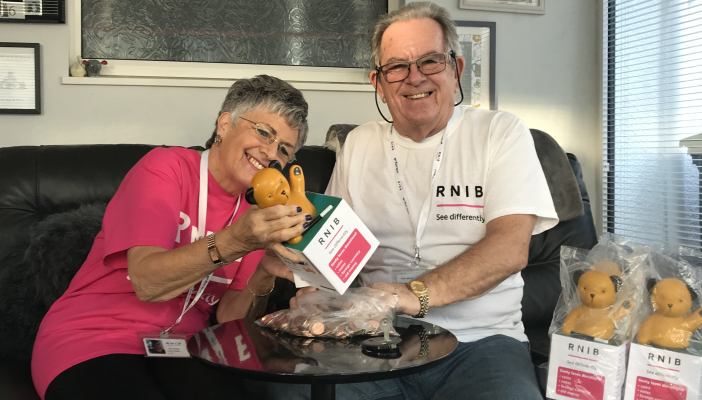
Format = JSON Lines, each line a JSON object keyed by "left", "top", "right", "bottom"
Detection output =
{"left": 103, "top": 148, "right": 185, "bottom": 268}
{"left": 229, "top": 250, "right": 265, "bottom": 290}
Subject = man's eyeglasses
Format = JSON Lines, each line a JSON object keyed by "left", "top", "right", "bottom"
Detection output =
{"left": 239, "top": 117, "right": 296, "bottom": 163}
{"left": 376, "top": 51, "right": 455, "bottom": 83}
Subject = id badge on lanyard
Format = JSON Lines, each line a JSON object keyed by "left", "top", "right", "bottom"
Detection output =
{"left": 140, "top": 149, "right": 240, "bottom": 358}
{"left": 393, "top": 260, "right": 440, "bottom": 284}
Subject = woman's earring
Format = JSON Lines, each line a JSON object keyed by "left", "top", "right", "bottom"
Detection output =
{"left": 214, "top": 134, "right": 222, "bottom": 146}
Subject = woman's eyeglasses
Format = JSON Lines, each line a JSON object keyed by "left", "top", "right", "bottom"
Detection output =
{"left": 376, "top": 51, "right": 454, "bottom": 83}
{"left": 239, "top": 117, "right": 296, "bottom": 163}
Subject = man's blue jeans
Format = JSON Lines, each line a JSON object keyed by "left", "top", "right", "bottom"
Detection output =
{"left": 264, "top": 334, "right": 543, "bottom": 400}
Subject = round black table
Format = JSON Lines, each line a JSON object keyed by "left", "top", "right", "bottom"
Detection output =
{"left": 187, "top": 318, "right": 457, "bottom": 400}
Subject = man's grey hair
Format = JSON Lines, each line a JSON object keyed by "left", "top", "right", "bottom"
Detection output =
{"left": 206, "top": 75, "right": 309, "bottom": 152}
{"left": 370, "top": 2, "right": 462, "bottom": 69}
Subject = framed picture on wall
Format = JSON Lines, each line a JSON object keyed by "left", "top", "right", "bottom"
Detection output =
{"left": 0, "top": 42, "right": 41, "bottom": 114}
{"left": 0, "top": 0, "right": 65, "bottom": 23}
{"left": 455, "top": 21, "right": 496, "bottom": 110}
{"left": 459, "top": 0, "right": 545, "bottom": 15}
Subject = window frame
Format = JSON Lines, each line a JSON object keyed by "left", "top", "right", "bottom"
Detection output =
{"left": 66, "top": 0, "right": 401, "bottom": 90}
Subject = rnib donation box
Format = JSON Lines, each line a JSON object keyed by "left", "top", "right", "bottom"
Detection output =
{"left": 623, "top": 342, "right": 702, "bottom": 400}
{"left": 547, "top": 333, "right": 628, "bottom": 400}
{"left": 279, "top": 193, "right": 379, "bottom": 295}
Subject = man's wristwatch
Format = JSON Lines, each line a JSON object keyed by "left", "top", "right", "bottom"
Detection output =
{"left": 407, "top": 280, "right": 429, "bottom": 318}
{"left": 206, "top": 233, "right": 225, "bottom": 267}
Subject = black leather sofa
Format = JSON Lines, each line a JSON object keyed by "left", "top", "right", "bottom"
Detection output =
{"left": 0, "top": 136, "right": 596, "bottom": 399}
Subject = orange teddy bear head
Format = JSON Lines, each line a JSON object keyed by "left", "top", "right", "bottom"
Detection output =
{"left": 574, "top": 270, "right": 623, "bottom": 309}
{"left": 648, "top": 278, "right": 697, "bottom": 317}
{"left": 247, "top": 167, "right": 290, "bottom": 208}
{"left": 244, "top": 161, "right": 316, "bottom": 245}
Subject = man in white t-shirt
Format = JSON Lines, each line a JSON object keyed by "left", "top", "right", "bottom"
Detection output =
{"left": 297, "top": 2, "right": 558, "bottom": 399}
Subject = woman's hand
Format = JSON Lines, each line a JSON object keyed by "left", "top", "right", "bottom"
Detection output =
{"left": 220, "top": 204, "right": 310, "bottom": 263}
{"left": 258, "top": 250, "right": 294, "bottom": 282}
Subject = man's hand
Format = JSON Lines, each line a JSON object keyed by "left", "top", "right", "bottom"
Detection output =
{"left": 289, "top": 286, "right": 317, "bottom": 308}
{"left": 369, "top": 282, "right": 421, "bottom": 317}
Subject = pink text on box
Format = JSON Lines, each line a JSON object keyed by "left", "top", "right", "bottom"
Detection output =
{"left": 328, "top": 229, "right": 370, "bottom": 283}
{"left": 635, "top": 376, "right": 687, "bottom": 400}
{"left": 556, "top": 366, "right": 605, "bottom": 400}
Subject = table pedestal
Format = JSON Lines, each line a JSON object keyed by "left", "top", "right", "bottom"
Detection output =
{"left": 311, "top": 383, "right": 335, "bottom": 400}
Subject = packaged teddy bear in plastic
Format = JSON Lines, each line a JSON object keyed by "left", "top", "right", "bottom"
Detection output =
{"left": 255, "top": 287, "right": 398, "bottom": 339}
{"left": 547, "top": 233, "right": 648, "bottom": 400}
{"left": 560, "top": 268, "right": 633, "bottom": 340}
{"left": 623, "top": 246, "right": 702, "bottom": 400}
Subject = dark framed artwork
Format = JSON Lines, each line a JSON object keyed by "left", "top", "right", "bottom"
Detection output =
{"left": 455, "top": 21, "right": 497, "bottom": 110}
{"left": 0, "top": 0, "right": 65, "bottom": 23}
{"left": 0, "top": 42, "right": 41, "bottom": 114}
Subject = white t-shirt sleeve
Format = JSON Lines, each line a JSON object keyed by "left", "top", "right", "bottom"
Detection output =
{"left": 324, "top": 136, "right": 353, "bottom": 205}
{"left": 482, "top": 112, "right": 559, "bottom": 234}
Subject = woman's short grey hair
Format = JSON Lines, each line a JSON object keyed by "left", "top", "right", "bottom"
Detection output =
{"left": 206, "top": 75, "right": 309, "bottom": 152}
{"left": 370, "top": 2, "right": 462, "bottom": 69}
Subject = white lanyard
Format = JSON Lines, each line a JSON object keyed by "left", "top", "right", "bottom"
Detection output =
{"left": 386, "top": 113, "right": 459, "bottom": 265}
{"left": 162, "top": 149, "right": 241, "bottom": 334}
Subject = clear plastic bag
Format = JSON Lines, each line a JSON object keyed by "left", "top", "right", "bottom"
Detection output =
{"left": 623, "top": 245, "right": 702, "bottom": 400}
{"left": 548, "top": 233, "right": 648, "bottom": 344}
{"left": 255, "top": 287, "right": 398, "bottom": 338}
{"left": 633, "top": 245, "right": 702, "bottom": 349}
{"left": 546, "top": 234, "right": 649, "bottom": 400}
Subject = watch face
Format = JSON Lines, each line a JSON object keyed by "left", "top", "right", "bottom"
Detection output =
{"left": 410, "top": 281, "right": 425, "bottom": 292}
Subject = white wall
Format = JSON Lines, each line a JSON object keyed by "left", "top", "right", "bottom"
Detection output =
{"left": 0, "top": 0, "right": 600, "bottom": 230}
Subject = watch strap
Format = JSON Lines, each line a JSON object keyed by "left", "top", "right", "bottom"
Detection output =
{"left": 407, "top": 281, "right": 429, "bottom": 318}
{"left": 206, "top": 233, "right": 225, "bottom": 267}
{"left": 409, "top": 325, "right": 429, "bottom": 358}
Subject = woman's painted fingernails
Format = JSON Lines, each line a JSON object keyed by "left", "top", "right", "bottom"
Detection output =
{"left": 297, "top": 207, "right": 302, "bottom": 213}
{"left": 303, "top": 222, "right": 309, "bottom": 229}
{"left": 298, "top": 262, "right": 305, "bottom": 265}
{"left": 306, "top": 214, "right": 312, "bottom": 221}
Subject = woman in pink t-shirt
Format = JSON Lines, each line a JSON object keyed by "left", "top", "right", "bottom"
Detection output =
{"left": 32, "top": 75, "right": 312, "bottom": 400}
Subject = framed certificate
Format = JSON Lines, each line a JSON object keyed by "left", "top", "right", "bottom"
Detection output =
{"left": 0, "top": 0, "right": 65, "bottom": 23}
{"left": 455, "top": 21, "right": 496, "bottom": 110}
{"left": 0, "top": 43, "right": 41, "bottom": 114}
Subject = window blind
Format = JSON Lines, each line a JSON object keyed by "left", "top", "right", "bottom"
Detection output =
{"left": 604, "top": 0, "right": 702, "bottom": 250}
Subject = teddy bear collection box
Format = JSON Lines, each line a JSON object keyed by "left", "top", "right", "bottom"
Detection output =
{"left": 623, "top": 342, "right": 702, "bottom": 400}
{"left": 547, "top": 333, "right": 629, "bottom": 400}
{"left": 545, "top": 241, "right": 645, "bottom": 400}
{"left": 278, "top": 193, "right": 379, "bottom": 295}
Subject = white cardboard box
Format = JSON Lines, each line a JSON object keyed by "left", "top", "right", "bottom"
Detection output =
{"left": 623, "top": 342, "right": 702, "bottom": 400}
{"left": 279, "top": 193, "right": 379, "bottom": 294}
{"left": 547, "top": 333, "right": 628, "bottom": 400}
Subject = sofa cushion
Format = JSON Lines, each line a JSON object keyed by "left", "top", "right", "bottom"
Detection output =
{"left": 29, "top": 203, "right": 107, "bottom": 309}
{"left": 531, "top": 129, "right": 584, "bottom": 222}
{"left": 0, "top": 145, "right": 154, "bottom": 264}
{"left": 0, "top": 203, "right": 106, "bottom": 363}
{"left": 0, "top": 234, "right": 40, "bottom": 363}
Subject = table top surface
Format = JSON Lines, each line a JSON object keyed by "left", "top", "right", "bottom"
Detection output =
{"left": 187, "top": 317, "right": 458, "bottom": 384}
